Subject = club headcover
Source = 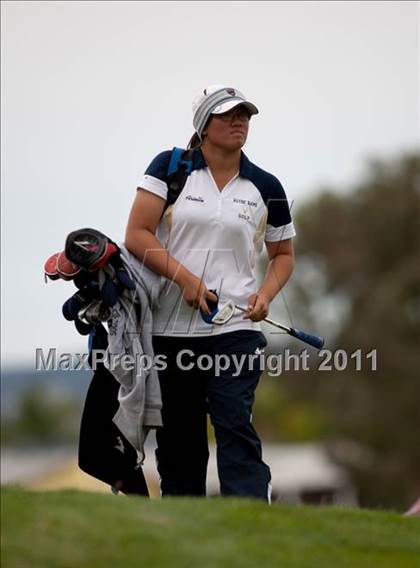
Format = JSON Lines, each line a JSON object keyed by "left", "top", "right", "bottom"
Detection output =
{"left": 65, "top": 228, "right": 119, "bottom": 272}
{"left": 62, "top": 294, "right": 85, "bottom": 321}
{"left": 200, "top": 290, "right": 220, "bottom": 324}
{"left": 100, "top": 277, "right": 121, "bottom": 307}
{"left": 115, "top": 267, "right": 136, "bottom": 291}
{"left": 56, "top": 251, "right": 81, "bottom": 279}
{"left": 73, "top": 270, "right": 99, "bottom": 290}
{"left": 44, "top": 251, "right": 81, "bottom": 281}
{"left": 62, "top": 283, "right": 100, "bottom": 321}
{"left": 48, "top": 227, "right": 137, "bottom": 336}
{"left": 44, "top": 252, "right": 61, "bottom": 281}
{"left": 74, "top": 317, "right": 94, "bottom": 336}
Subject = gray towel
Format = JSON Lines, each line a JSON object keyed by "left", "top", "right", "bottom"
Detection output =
{"left": 104, "top": 245, "right": 164, "bottom": 465}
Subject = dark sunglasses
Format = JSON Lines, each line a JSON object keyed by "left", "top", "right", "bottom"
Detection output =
{"left": 214, "top": 107, "right": 251, "bottom": 122}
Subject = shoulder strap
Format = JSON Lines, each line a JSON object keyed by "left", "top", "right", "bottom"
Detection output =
{"left": 165, "top": 147, "right": 195, "bottom": 207}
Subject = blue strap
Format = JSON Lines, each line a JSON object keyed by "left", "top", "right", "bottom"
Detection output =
{"left": 167, "top": 147, "right": 193, "bottom": 176}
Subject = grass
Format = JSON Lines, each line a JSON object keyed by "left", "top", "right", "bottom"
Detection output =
{"left": 1, "top": 486, "right": 420, "bottom": 568}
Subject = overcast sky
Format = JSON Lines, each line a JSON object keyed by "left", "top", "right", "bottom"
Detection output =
{"left": 1, "top": 1, "right": 419, "bottom": 367}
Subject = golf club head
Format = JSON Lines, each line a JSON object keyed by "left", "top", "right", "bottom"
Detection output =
{"left": 200, "top": 292, "right": 236, "bottom": 326}
{"left": 211, "top": 300, "right": 236, "bottom": 325}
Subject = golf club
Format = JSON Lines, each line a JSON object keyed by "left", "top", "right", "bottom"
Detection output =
{"left": 201, "top": 296, "right": 324, "bottom": 350}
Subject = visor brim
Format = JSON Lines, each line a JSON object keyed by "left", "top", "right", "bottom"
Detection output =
{"left": 211, "top": 99, "right": 259, "bottom": 116}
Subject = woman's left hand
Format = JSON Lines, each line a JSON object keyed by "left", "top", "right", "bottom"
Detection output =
{"left": 242, "top": 292, "right": 270, "bottom": 322}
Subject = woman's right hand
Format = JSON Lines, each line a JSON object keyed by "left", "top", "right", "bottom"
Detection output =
{"left": 178, "top": 273, "right": 218, "bottom": 314}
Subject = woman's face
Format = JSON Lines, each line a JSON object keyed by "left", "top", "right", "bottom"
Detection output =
{"left": 202, "top": 105, "right": 250, "bottom": 151}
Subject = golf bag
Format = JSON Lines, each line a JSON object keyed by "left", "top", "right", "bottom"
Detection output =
{"left": 78, "top": 323, "right": 149, "bottom": 496}
{"left": 43, "top": 147, "right": 195, "bottom": 495}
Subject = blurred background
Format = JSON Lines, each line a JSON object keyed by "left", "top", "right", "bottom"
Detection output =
{"left": 1, "top": 1, "right": 419, "bottom": 510}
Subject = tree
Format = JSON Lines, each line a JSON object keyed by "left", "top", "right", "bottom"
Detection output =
{"left": 277, "top": 152, "right": 420, "bottom": 509}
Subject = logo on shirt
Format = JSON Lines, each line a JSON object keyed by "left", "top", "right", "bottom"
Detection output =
{"left": 185, "top": 195, "right": 204, "bottom": 203}
{"left": 74, "top": 240, "right": 99, "bottom": 252}
{"left": 233, "top": 197, "right": 258, "bottom": 207}
{"left": 238, "top": 206, "right": 250, "bottom": 221}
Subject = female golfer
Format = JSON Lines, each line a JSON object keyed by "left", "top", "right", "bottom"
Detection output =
{"left": 125, "top": 85, "right": 295, "bottom": 501}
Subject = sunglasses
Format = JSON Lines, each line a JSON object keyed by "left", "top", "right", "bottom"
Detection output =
{"left": 214, "top": 107, "right": 250, "bottom": 122}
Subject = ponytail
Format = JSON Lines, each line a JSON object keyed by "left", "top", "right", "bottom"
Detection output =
{"left": 187, "top": 116, "right": 212, "bottom": 149}
{"left": 187, "top": 132, "right": 201, "bottom": 150}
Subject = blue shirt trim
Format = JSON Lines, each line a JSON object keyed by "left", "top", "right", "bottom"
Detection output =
{"left": 144, "top": 148, "right": 292, "bottom": 229}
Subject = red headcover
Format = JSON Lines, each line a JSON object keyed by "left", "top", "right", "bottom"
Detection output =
{"left": 44, "top": 251, "right": 81, "bottom": 281}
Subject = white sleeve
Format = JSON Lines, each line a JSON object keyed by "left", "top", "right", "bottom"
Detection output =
{"left": 137, "top": 174, "right": 168, "bottom": 200}
{"left": 265, "top": 221, "right": 296, "bottom": 242}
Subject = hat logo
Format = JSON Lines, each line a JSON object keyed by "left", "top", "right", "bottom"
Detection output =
{"left": 227, "top": 88, "right": 236, "bottom": 96}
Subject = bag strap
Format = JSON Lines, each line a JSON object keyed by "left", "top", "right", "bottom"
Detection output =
{"left": 165, "top": 147, "right": 195, "bottom": 208}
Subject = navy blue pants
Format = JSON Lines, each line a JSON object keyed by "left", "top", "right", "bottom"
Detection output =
{"left": 152, "top": 330, "right": 271, "bottom": 501}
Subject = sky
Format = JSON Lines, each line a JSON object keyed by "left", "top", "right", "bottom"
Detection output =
{"left": 1, "top": 1, "right": 419, "bottom": 367}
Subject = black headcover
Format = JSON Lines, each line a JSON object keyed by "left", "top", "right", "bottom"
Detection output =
{"left": 65, "top": 228, "right": 111, "bottom": 271}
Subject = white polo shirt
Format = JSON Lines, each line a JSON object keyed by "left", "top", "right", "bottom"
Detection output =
{"left": 138, "top": 148, "right": 296, "bottom": 336}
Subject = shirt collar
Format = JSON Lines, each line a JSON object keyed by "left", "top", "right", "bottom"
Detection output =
{"left": 194, "top": 147, "right": 253, "bottom": 179}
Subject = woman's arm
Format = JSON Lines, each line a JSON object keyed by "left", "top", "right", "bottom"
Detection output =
{"left": 125, "top": 189, "right": 216, "bottom": 312}
{"left": 243, "top": 238, "right": 295, "bottom": 321}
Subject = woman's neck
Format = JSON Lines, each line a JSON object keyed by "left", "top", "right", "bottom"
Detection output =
{"left": 200, "top": 142, "right": 242, "bottom": 174}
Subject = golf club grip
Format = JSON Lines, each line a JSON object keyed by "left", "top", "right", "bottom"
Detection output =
{"left": 289, "top": 327, "right": 325, "bottom": 349}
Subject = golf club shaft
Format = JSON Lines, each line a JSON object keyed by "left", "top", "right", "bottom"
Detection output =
{"left": 235, "top": 305, "right": 290, "bottom": 332}
{"left": 235, "top": 305, "right": 325, "bottom": 350}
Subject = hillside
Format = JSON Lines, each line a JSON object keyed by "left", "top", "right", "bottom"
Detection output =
{"left": 2, "top": 487, "right": 419, "bottom": 568}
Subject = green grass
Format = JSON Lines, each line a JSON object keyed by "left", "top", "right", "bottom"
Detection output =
{"left": 2, "top": 487, "right": 420, "bottom": 568}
